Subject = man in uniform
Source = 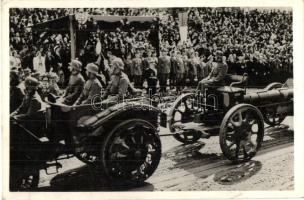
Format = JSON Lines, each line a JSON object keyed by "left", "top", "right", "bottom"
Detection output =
{"left": 132, "top": 52, "right": 143, "bottom": 89}
{"left": 197, "top": 50, "right": 228, "bottom": 95}
{"left": 74, "top": 63, "right": 102, "bottom": 105}
{"left": 102, "top": 58, "right": 133, "bottom": 102}
{"left": 175, "top": 51, "right": 185, "bottom": 93}
{"left": 157, "top": 49, "right": 171, "bottom": 94}
{"left": 61, "top": 60, "right": 85, "bottom": 105}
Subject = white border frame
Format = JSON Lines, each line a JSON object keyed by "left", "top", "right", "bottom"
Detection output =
{"left": 1, "top": 0, "right": 304, "bottom": 199}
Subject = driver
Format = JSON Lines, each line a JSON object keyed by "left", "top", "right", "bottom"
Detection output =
{"left": 197, "top": 50, "right": 228, "bottom": 95}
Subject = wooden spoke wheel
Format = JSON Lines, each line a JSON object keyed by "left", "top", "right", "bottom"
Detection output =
{"left": 168, "top": 93, "right": 202, "bottom": 144}
{"left": 262, "top": 82, "right": 286, "bottom": 126}
{"left": 220, "top": 104, "right": 264, "bottom": 163}
{"left": 262, "top": 106, "right": 286, "bottom": 126}
{"left": 100, "top": 119, "right": 161, "bottom": 184}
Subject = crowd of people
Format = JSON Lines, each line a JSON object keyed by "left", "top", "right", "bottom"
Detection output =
{"left": 9, "top": 7, "right": 293, "bottom": 113}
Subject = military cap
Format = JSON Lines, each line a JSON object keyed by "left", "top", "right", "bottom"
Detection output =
{"left": 85, "top": 63, "right": 99, "bottom": 75}
{"left": 111, "top": 58, "right": 124, "bottom": 70}
{"left": 69, "top": 60, "right": 82, "bottom": 72}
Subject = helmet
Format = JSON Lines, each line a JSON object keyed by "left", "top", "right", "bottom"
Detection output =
{"left": 24, "top": 77, "right": 40, "bottom": 89}
{"left": 69, "top": 60, "right": 82, "bottom": 72}
{"left": 85, "top": 63, "right": 99, "bottom": 75}
{"left": 112, "top": 58, "right": 124, "bottom": 70}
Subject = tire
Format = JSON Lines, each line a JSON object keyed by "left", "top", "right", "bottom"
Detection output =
{"left": 262, "top": 82, "right": 286, "bottom": 126}
{"left": 100, "top": 118, "right": 161, "bottom": 185}
{"left": 219, "top": 104, "right": 264, "bottom": 163}
{"left": 168, "top": 93, "right": 202, "bottom": 144}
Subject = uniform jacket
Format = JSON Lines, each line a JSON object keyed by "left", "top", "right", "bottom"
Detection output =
{"left": 175, "top": 57, "right": 185, "bottom": 74}
{"left": 63, "top": 73, "right": 85, "bottom": 105}
{"left": 209, "top": 62, "right": 228, "bottom": 83}
{"left": 107, "top": 72, "right": 130, "bottom": 99}
{"left": 76, "top": 78, "right": 102, "bottom": 105}
{"left": 157, "top": 55, "right": 171, "bottom": 74}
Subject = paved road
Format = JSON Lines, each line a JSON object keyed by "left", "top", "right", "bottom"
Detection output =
{"left": 36, "top": 117, "right": 294, "bottom": 191}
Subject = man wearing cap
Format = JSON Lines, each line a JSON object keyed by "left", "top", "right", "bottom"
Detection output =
{"left": 11, "top": 77, "right": 44, "bottom": 121}
{"left": 132, "top": 52, "right": 143, "bottom": 89}
{"left": 74, "top": 63, "right": 102, "bottom": 105}
{"left": 62, "top": 60, "right": 85, "bottom": 105}
{"left": 197, "top": 50, "right": 228, "bottom": 95}
{"left": 102, "top": 58, "right": 134, "bottom": 101}
{"left": 157, "top": 49, "right": 171, "bottom": 94}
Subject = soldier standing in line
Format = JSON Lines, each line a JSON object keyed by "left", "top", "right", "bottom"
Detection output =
{"left": 169, "top": 50, "right": 177, "bottom": 90}
{"left": 157, "top": 49, "right": 171, "bottom": 94}
{"left": 74, "top": 63, "right": 102, "bottom": 105}
{"left": 182, "top": 51, "right": 189, "bottom": 87}
{"left": 132, "top": 52, "right": 143, "bottom": 89}
{"left": 175, "top": 51, "right": 185, "bottom": 93}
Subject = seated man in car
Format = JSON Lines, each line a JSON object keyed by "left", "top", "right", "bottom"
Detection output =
{"left": 74, "top": 63, "right": 103, "bottom": 105}
{"left": 197, "top": 50, "right": 228, "bottom": 96}
{"left": 102, "top": 57, "right": 141, "bottom": 104}
{"left": 11, "top": 77, "right": 44, "bottom": 121}
{"left": 10, "top": 77, "right": 46, "bottom": 138}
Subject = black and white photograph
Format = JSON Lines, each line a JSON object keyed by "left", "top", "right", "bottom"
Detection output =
{"left": 2, "top": 0, "right": 304, "bottom": 199}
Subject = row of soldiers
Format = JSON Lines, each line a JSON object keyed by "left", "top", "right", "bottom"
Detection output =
{"left": 123, "top": 49, "right": 212, "bottom": 95}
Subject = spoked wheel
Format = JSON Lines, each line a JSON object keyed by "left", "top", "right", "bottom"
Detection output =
{"left": 100, "top": 119, "right": 161, "bottom": 184}
{"left": 262, "top": 106, "right": 286, "bottom": 126}
{"left": 219, "top": 104, "right": 264, "bottom": 163}
{"left": 262, "top": 82, "right": 286, "bottom": 126}
{"left": 10, "top": 167, "right": 40, "bottom": 191}
{"left": 168, "top": 93, "right": 202, "bottom": 144}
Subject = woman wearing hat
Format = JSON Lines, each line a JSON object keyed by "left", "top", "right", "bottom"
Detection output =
{"left": 62, "top": 60, "right": 85, "bottom": 105}
{"left": 74, "top": 63, "right": 102, "bottom": 105}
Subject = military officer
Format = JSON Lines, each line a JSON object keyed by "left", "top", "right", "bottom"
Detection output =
{"left": 197, "top": 50, "right": 228, "bottom": 95}
{"left": 102, "top": 58, "right": 133, "bottom": 101}
{"left": 61, "top": 60, "right": 85, "bottom": 105}
{"left": 132, "top": 52, "right": 143, "bottom": 89}
{"left": 175, "top": 51, "right": 185, "bottom": 93}
{"left": 74, "top": 63, "right": 102, "bottom": 105}
{"left": 157, "top": 49, "right": 171, "bottom": 94}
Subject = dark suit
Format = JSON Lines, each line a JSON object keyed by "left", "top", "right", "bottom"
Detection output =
{"left": 157, "top": 55, "right": 171, "bottom": 93}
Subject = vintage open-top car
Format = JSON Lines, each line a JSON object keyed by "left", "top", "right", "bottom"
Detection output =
{"left": 10, "top": 94, "right": 162, "bottom": 190}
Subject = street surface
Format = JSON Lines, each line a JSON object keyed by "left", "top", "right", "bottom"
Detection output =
{"left": 36, "top": 117, "right": 294, "bottom": 191}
